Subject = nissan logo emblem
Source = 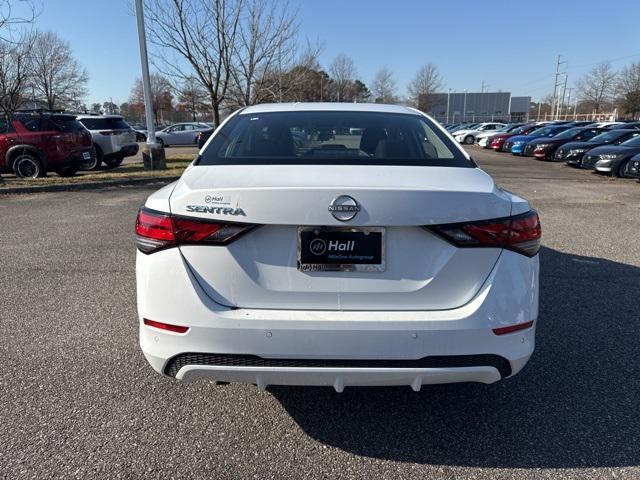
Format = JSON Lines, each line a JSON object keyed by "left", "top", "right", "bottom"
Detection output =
{"left": 329, "top": 195, "right": 360, "bottom": 222}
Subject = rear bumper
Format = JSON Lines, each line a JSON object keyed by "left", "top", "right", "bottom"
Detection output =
{"left": 65, "top": 148, "right": 95, "bottom": 168}
{"left": 137, "top": 247, "right": 539, "bottom": 389}
{"left": 104, "top": 144, "right": 139, "bottom": 160}
{"left": 169, "top": 364, "right": 507, "bottom": 391}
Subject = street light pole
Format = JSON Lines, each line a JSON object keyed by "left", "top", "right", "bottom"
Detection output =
{"left": 135, "top": 0, "right": 165, "bottom": 169}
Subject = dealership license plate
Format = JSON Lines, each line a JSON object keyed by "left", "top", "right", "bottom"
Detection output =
{"left": 82, "top": 151, "right": 91, "bottom": 160}
{"left": 297, "top": 227, "right": 385, "bottom": 272}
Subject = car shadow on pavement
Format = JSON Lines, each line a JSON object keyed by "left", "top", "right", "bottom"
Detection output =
{"left": 269, "top": 246, "right": 640, "bottom": 469}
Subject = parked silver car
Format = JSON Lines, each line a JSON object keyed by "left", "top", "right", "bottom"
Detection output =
{"left": 155, "top": 122, "right": 211, "bottom": 147}
{"left": 76, "top": 115, "right": 139, "bottom": 169}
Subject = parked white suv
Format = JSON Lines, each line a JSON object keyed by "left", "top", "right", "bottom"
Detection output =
{"left": 453, "top": 122, "right": 507, "bottom": 144}
{"left": 77, "top": 115, "right": 139, "bottom": 169}
{"left": 135, "top": 103, "right": 540, "bottom": 391}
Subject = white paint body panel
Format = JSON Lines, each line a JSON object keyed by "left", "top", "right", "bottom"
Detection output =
{"left": 136, "top": 103, "right": 539, "bottom": 388}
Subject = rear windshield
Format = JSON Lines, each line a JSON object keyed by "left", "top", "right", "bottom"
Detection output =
{"left": 79, "top": 117, "right": 130, "bottom": 130}
{"left": 198, "top": 111, "right": 473, "bottom": 167}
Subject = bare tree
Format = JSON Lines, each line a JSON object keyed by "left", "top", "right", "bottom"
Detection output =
{"left": 0, "top": 33, "right": 32, "bottom": 115}
{"left": 130, "top": 73, "right": 174, "bottom": 124}
{"left": 617, "top": 62, "right": 640, "bottom": 117}
{"left": 576, "top": 61, "right": 617, "bottom": 114}
{"left": 0, "top": 0, "right": 37, "bottom": 116}
{"left": 371, "top": 67, "right": 396, "bottom": 103}
{"left": 329, "top": 53, "right": 356, "bottom": 102}
{"left": 143, "top": 0, "right": 242, "bottom": 127}
{"left": 30, "top": 31, "right": 88, "bottom": 110}
{"left": 230, "top": 0, "right": 299, "bottom": 106}
{"left": 177, "top": 76, "right": 210, "bottom": 121}
{"left": 407, "top": 63, "right": 443, "bottom": 112}
{"left": 0, "top": 0, "right": 38, "bottom": 41}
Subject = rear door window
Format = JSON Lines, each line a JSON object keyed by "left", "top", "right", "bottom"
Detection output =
{"left": 0, "top": 117, "right": 15, "bottom": 133}
{"left": 15, "top": 115, "right": 41, "bottom": 131}
{"left": 79, "top": 117, "right": 130, "bottom": 130}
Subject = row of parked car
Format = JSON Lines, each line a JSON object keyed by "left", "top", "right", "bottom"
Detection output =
{"left": 0, "top": 109, "right": 215, "bottom": 179}
{"left": 442, "top": 120, "right": 640, "bottom": 180}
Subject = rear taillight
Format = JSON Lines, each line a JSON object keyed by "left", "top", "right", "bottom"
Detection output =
{"left": 428, "top": 210, "right": 541, "bottom": 257}
{"left": 135, "top": 207, "right": 255, "bottom": 254}
{"left": 135, "top": 208, "right": 175, "bottom": 253}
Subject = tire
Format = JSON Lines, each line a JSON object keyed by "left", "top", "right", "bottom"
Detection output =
{"left": 56, "top": 166, "right": 79, "bottom": 177}
{"left": 156, "top": 138, "right": 165, "bottom": 148}
{"left": 13, "top": 152, "right": 45, "bottom": 178}
{"left": 464, "top": 135, "right": 475, "bottom": 145}
{"left": 616, "top": 160, "right": 629, "bottom": 178}
{"left": 103, "top": 155, "right": 124, "bottom": 170}
{"left": 84, "top": 145, "right": 102, "bottom": 171}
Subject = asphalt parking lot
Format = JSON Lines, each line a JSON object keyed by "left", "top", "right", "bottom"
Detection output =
{"left": 1, "top": 147, "right": 639, "bottom": 479}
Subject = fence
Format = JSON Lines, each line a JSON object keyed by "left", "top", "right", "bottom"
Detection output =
{"left": 431, "top": 111, "right": 630, "bottom": 124}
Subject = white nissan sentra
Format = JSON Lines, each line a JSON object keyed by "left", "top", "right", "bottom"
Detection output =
{"left": 136, "top": 103, "right": 540, "bottom": 391}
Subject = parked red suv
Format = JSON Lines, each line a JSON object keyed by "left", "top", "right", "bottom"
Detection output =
{"left": 0, "top": 111, "right": 94, "bottom": 178}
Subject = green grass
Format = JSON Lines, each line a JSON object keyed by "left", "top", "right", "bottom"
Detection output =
{"left": 0, "top": 156, "right": 193, "bottom": 188}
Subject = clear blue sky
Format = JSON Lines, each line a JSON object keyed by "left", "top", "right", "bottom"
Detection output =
{"left": 23, "top": 0, "right": 640, "bottom": 105}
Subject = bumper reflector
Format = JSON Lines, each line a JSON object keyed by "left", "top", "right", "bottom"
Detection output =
{"left": 492, "top": 320, "right": 534, "bottom": 336}
{"left": 143, "top": 318, "right": 189, "bottom": 334}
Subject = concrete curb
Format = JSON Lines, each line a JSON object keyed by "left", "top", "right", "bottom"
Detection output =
{"left": 0, "top": 176, "right": 180, "bottom": 195}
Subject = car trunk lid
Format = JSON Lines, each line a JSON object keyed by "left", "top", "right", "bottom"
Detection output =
{"left": 169, "top": 164, "right": 512, "bottom": 310}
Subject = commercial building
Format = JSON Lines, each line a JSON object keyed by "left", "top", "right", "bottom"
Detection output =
{"left": 422, "top": 92, "right": 532, "bottom": 123}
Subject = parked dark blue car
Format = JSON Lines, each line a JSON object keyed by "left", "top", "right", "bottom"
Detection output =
{"left": 504, "top": 125, "right": 572, "bottom": 155}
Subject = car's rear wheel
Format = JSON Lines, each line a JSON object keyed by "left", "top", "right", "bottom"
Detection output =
{"left": 13, "top": 153, "right": 45, "bottom": 178}
{"left": 84, "top": 145, "right": 103, "bottom": 170}
{"left": 103, "top": 155, "right": 124, "bottom": 169}
{"left": 56, "top": 166, "right": 79, "bottom": 177}
{"left": 156, "top": 138, "right": 165, "bottom": 148}
{"left": 464, "top": 135, "right": 475, "bottom": 144}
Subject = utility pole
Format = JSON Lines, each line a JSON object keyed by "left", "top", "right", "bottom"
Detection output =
{"left": 537, "top": 102, "right": 541, "bottom": 121}
{"left": 135, "top": 0, "right": 165, "bottom": 169}
{"left": 550, "top": 55, "right": 567, "bottom": 120}
{"left": 566, "top": 87, "right": 573, "bottom": 119}
{"left": 559, "top": 74, "right": 568, "bottom": 120}
{"left": 481, "top": 81, "right": 488, "bottom": 93}
{"left": 446, "top": 88, "right": 451, "bottom": 123}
